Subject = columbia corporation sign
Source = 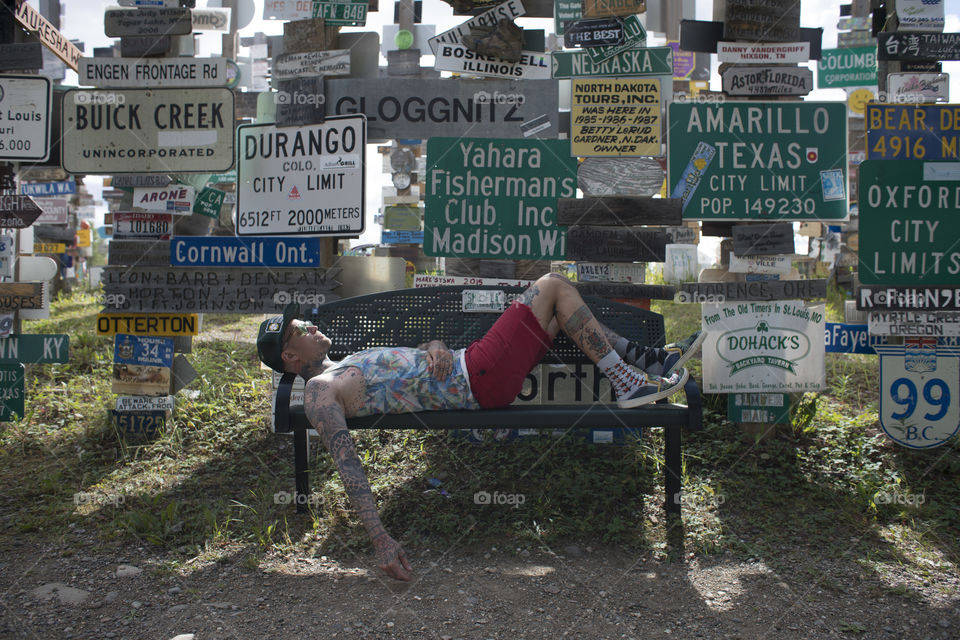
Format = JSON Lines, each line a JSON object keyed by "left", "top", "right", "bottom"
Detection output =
{"left": 667, "top": 102, "right": 848, "bottom": 220}
{"left": 61, "top": 88, "right": 235, "bottom": 173}
{"left": 236, "top": 115, "right": 365, "bottom": 236}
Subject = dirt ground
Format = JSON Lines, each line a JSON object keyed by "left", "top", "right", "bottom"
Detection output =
{"left": 2, "top": 532, "right": 958, "bottom": 640}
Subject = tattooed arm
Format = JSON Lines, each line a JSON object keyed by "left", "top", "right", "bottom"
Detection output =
{"left": 417, "top": 339, "right": 454, "bottom": 380}
{"left": 304, "top": 370, "right": 413, "bottom": 581}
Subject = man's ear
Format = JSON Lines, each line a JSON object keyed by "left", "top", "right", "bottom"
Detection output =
{"left": 281, "top": 349, "right": 300, "bottom": 372}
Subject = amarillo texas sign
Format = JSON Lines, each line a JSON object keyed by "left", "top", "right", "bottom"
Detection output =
{"left": 701, "top": 300, "right": 825, "bottom": 393}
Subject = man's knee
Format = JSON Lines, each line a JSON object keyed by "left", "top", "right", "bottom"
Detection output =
{"left": 537, "top": 272, "right": 573, "bottom": 291}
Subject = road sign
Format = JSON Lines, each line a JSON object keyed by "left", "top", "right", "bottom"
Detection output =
{"left": 554, "top": 0, "right": 581, "bottom": 35}
{"left": 857, "top": 286, "right": 960, "bottom": 311}
{"left": 585, "top": 14, "right": 646, "bottom": 64}
{"left": 0, "top": 196, "right": 43, "bottom": 229}
{"left": 32, "top": 198, "right": 68, "bottom": 225}
{"left": 273, "top": 50, "right": 351, "bottom": 79}
{"left": 383, "top": 205, "right": 421, "bottom": 231}
{"left": 236, "top": 116, "right": 365, "bottom": 237}
{"left": 575, "top": 262, "right": 645, "bottom": 283}
{"left": 876, "top": 342, "right": 960, "bottom": 449}
{"left": 0, "top": 334, "right": 69, "bottom": 363}
{"left": 570, "top": 78, "right": 661, "bottom": 157}
{"left": 21, "top": 181, "right": 75, "bottom": 197}
{"left": 312, "top": 0, "right": 367, "bottom": 25}
{"left": 717, "top": 41, "right": 810, "bottom": 63}
{"left": 111, "top": 212, "right": 173, "bottom": 239}
{"left": 817, "top": 46, "right": 877, "bottom": 88}
{"left": 78, "top": 57, "right": 229, "bottom": 88}
{"left": 869, "top": 311, "right": 960, "bottom": 337}
{"left": 96, "top": 313, "right": 199, "bottom": 336}
{"left": 433, "top": 44, "right": 551, "bottom": 80}
{"left": 701, "top": 300, "right": 825, "bottom": 393}
{"left": 879, "top": 32, "right": 960, "bottom": 61}
{"left": 104, "top": 7, "right": 193, "bottom": 37}
{"left": 112, "top": 174, "right": 172, "bottom": 188}
{"left": 866, "top": 105, "right": 960, "bottom": 161}
{"left": 325, "top": 78, "right": 559, "bottom": 140}
{"left": 857, "top": 160, "right": 960, "bottom": 286}
{"left": 424, "top": 137, "right": 577, "bottom": 260}
{"left": 564, "top": 17, "right": 624, "bottom": 48}
{"left": 727, "top": 393, "right": 790, "bottom": 424}
{"left": 0, "top": 283, "right": 44, "bottom": 310}
{"left": 170, "top": 236, "right": 325, "bottom": 267}
{"left": 61, "top": 88, "right": 235, "bottom": 174}
{"left": 429, "top": 0, "right": 525, "bottom": 53}
{"left": 582, "top": 0, "right": 644, "bottom": 19}
{"left": 668, "top": 102, "right": 848, "bottom": 220}
{"left": 382, "top": 230, "right": 424, "bottom": 244}
{"left": 192, "top": 187, "right": 225, "bottom": 218}
{"left": 13, "top": 2, "right": 82, "bottom": 70}
{"left": 0, "top": 76, "right": 51, "bottom": 162}
{"left": 824, "top": 322, "right": 882, "bottom": 354}
{"left": 552, "top": 46, "right": 672, "bottom": 79}
{"left": 133, "top": 186, "right": 195, "bottom": 213}
{"left": 721, "top": 66, "right": 813, "bottom": 96}
{"left": 0, "top": 364, "right": 24, "bottom": 421}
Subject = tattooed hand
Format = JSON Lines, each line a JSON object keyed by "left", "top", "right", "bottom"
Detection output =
{"left": 374, "top": 533, "right": 413, "bottom": 581}
{"left": 423, "top": 341, "right": 453, "bottom": 381}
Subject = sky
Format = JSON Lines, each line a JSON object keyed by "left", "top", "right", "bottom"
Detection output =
{"left": 45, "top": 0, "right": 960, "bottom": 248}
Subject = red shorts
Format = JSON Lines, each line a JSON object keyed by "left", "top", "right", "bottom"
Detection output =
{"left": 465, "top": 301, "right": 553, "bottom": 409}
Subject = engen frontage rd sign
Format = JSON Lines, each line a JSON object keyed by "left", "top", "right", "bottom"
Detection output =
{"left": 668, "top": 102, "right": 848, "bottom": 220}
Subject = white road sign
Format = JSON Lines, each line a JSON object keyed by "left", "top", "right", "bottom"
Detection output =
{"left": 236, "top": 115, "right": 366, "bottom": 237}
{"left": 427, "top": 0, "right": 526, "bottom": 54}
{"left": 78, "top": 57, "right": 229, "bottom": 88}
{"left": 33, "top": 198, "right": 68, "bottom": 224}
{"left": 61, "top": 88, "right": 235, "bottom": 174}
{"left": 433, "top": 44, "right": 551, "bottom": 80}
{"left": 0, "top": 75, "right": 52, "bottom": 162}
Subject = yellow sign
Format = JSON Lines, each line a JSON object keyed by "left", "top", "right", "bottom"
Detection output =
{"left": 848, "top": 88, "right": 875, "bottom": 116}
{"left": 34, "top": 243, "right": 66, "bottom": 254}
{"left": 571, "top": 78, "right": 661, "bottom": 157}
{"left": 77, "top": 228, "right": 91, "bottom": 248}
{"left": 96, "top": 314, "right": 199, "bottom": 336}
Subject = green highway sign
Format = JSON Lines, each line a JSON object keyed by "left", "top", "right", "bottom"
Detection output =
{"left": 193, "top": 186, "right": 225, "bottom": 219}
{"left": 424, "top": 137, "right": 578, "bottom": 260}
{"left": 585, "top": 14, "right": 646, "bottom": 64}
{"left": 0, "top": 364, "right": 24, "bottom": 421}
{"left": 858, "top": 160, "right": 960, "bottom": 286}
{"left": 668, "top": 101, "right": 848, "bottom": 220}
{"left": 817, "top": 46, "right": 877, "bottom": 88}
{"left": 554, "top": 0, "right": 581, "bottom": 35}
{"left": 552, "top": 46, "right": 673, "bottom": 78}
{"left": 0, "top": 334, "right": 69, "bottom": 363}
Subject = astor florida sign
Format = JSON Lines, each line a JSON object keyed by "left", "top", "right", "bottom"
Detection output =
{"left": 668, "top": 102, "right": 848, "bottom": 220}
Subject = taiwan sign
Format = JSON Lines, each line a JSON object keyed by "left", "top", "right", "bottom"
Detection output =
{"left": 236, "top": 115, "right": 365, "bottom": 236}
{"left": 62, "top": 89, "right": 235, "bottom": 174}
{"left": 701, "top": 300, "right": 825, "bottom": 393}
{"left": 668, "top": 102, "right": 848, "bottom": 220}
{"left": 879, "top": 32, "right": 960, "bottom": 61}
{"left": 170, "top": 236, "right": 324, "bottom": 267}
{"left": 425, "top": 137, "right": 577, "bottom": 260}
{"left": 0, "top": 76, "right": 52, "bottom": 162}
{"left": 866, "top": 104, "right": 960, "bottom": 160}
{"left": 570, "top": 78, "right": 660, "bottom": 156}
{"left": 857, "top": 160, "right": 960, "bottom": 286}
{"left": 551, "top": 46, "right": 673, "bottom": 78}
{"left": 817, "top": 46, "right": 877, "bottom": 88}
{"left": 875, "top": 342, "right": 960, "bottom": 449}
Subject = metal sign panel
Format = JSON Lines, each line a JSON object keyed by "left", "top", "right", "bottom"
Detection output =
{"left": 61, "top": 88, "right": 235, "bottom": 174}
{"left": 78, "top": 57, "right": 229, "bottom": 88}
{"left": 382, "top": 230, "right": 423, "bottom": 244}
{"left": 96, "top": 313, "right": 199, "bottom": 336}
{"left": 424, "top": 137, "right": 577, "bottom": 260}
{"left": 563, "top": 17, "right": 624, "bottom": 48}
{"left": 112, "top": 174, "right": 172, "bottom": 188}
{"left": 429, "top": 0, "right": 526, "bottom": 53}
{"left": 896, "top": 0, "right": 945, "bottom": 32}
{"left": 170, "top": 236, "right": 324, "bottom": 267}
{"left": 702, "top": 300, "right": 825, "bottom": 393}
{"left": 732, "top": 222, "right": 794, "bottom": 256}
{"left": 21, "top": 181, "right": 75, "bottom": 197}
{"left": 325, "top": 78, "right": 559, "bottom": 140}
{"left": 586, "top": 14, "right": 646, "bottom": 64}
{"left": 103, "top": 7, "right": 193, "bottom": 37}
{"left": 133, "top": 185, "right": 195, "bottom": 213}
{"left": 273, "top": 50, "right": 351, "bottom": 79}
{"left": 727, "top": 392, "right": 790, "bottom": 424}
{"left": 112, "top": 212, "right": 173, "bottom": 239}
{"left": 554, "top": 0, "right": 580, "bottom": 35}
{"left": 668, "top": 102, "right": 848, "bottom": 220}
{"left": 236, "top": 116, "right": 365, "bottom": 236}
{"left": 571, "top": 78, "right": 661, "bottom": 157}
{"left": 717, "top": 41, "right": 810, "bottom": 63}
{"left": 116, "top": 395, "right": 175, "bottom": 412}
{"left": 192, "top": 186, "right": 225, "bottom": 218}
{"left": 112, "top": 410, "right": 167, "bottom": 436}
{"left": 721, "top": 66, "right": 813, "bottom": 96}
{"left": 0, "top": 364, "right": 24, "bottom": 421}
{"left": 817, "top": 47, "right": 877, "bottom": 88}
{"left": 879, "top": 32, "right": 960, "bottom": 61}
{"left": 312, "top": 0, "right": 367, "bottom": 26}
{"left": 886, "top": 73, "right": 949, "bottom": 103}
{"left": 866, "top": 105, "right": 960, "bottom": 160}
{"left": 0, "top": 76, "right": 51, "bottom": 162}
{"left": 857, "top": 286, "right": 960, "bottom": 311}
{"left": 0, "top": 196, "right": 42, "bottom": 229}
{"left": 0, "top": 334, "right": 69, "bottom": 363}
{"left": 552, "top": 46, "right": 672, "bottom": 79}
{"left": 723, "top": 0, "right": 799, "bottom": 42}
{"left": 107, "top": 240, "right": 170, "bottom": 266}
{"left": 433, "top": 44, "right": 551, "bottom": 80}
{"left": 575, "top": 262, "right": 645, "bottom": 283}
{"left": 875, "top": 342, "right": 960, "bottom": 449}
{"left": 824, "top": 322, "right": 881, "bottom": 354}
{"left": 857, "top": 160, "right": 960, "bottom": 285}
{"left": 13, "top": 2, "right": 82, "bottom": 70}
{"left": 869, "top": 311, "right": 960, "bottom": 337}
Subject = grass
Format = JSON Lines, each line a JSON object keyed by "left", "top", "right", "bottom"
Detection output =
{"left": 0, "top": 285, "right": 958, "bottom": 594}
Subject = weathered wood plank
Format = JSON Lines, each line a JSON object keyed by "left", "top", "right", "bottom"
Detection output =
{"left": 576, "top": 281, "right": 675, "bottom": 300}
{"left": 566, "top": 226, "right": 667, "bottom": 262}
{"left": 104, "top": 8, "right": 192, "bottom": 37}
{"left": 732, "top": 223, "right": 794, "bottom": 256}
{"left": 677, "top": 280, "right": 827, "bottom": 302}
{"left": 577, "top": 157, "right": 663, "bottom": 197}
{"left": 701, "top": 221, "right": 735, "bottom": 237}
{"left": 723, "top": 0, "right": 800, "bottom": 42}
{"left": 275, "top": 76, "right": 325, "bottom": 126}
{"left": 120, "top": 36, "right": 172, "bottom": 58}
{"left": 558, "top": 197, "right": 680, "bottom": 226}
{"left": 582, "top": 0, "right": 645, "bottom": 19}
{"left": 0, "top": 43, "right": 44, "bottom": 70}
{"left": 108, "top": 240, "right": 171, "bottom": 266}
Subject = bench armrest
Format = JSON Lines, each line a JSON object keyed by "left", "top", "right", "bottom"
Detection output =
{"left": 681, "top": 376, "right": 703, "bottom": 432}
{"left": 274, "top": 373, "right": 299, "bottom": 434}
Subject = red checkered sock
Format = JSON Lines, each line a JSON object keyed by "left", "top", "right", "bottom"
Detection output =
{"left": 597, "top": 351, "right": 646, "bottom": 396}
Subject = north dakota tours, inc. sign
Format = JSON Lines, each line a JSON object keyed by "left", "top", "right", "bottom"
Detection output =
{"left": 424, "top": 138, "right": 577, "bottom": 260}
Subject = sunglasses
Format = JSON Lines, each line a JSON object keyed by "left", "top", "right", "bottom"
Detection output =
{"left": 283, "top": 320, "right": 316, "bottom": 348}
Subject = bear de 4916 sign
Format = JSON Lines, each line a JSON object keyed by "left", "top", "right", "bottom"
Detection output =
{"left": 236, "top": 115, "right": 365, "bottom": 237}
{"left": 61, "top": 88, "right": 235, "bottom": 174}
{"left": 875, "top": 341, "right": 960, "bottom": 449}
{"left": 667, "top": 102, "right": 848, "bottom": 220}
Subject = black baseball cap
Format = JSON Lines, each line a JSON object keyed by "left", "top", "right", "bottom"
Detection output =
{"left": 256, "top": 302, "right": 300, "bottom": 372}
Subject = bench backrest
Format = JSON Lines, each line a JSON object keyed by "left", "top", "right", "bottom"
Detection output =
{"left": 304, "top": 285, "right": 665, "bottom": 365}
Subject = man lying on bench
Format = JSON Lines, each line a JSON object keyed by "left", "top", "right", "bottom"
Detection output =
{"left": 256, "top": 273, "right": 705, "bottom": 581}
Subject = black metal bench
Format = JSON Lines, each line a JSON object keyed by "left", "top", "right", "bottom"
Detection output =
{"left": 273, "top": 285, "right": 703, "bottom": 517}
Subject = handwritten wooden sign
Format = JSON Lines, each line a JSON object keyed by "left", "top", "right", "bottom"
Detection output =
{"left": 577, "top": 157, "right": 664, "bottom": 196}
{"left": 104, "top": 8, "right": 193, "bottom": 37}
{"left": 566, "top": 226, "right": 666, "bottom": 262}
{"left": 732, "top": 223, "right": 794, "bottom": 256}
{"left": 576, "top": 282, "right": 674, "bottom": 300}
{"left": 678, "top": 280, "right": 827, "bottom": 302}
{"left": 0, "top": 284, "right": 45, "bottom": 311}
{"left": 721, "top": 66, "right": 812, "bottom": 96}
{"left": 558, "top": 197, "right": 680, "bottom": 226}
{"left": 108, "top": 240, "right": 171, "bottom": 267}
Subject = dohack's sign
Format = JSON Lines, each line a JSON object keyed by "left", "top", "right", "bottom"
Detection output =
{"left": 425, "top": 137, "right": 577, "bottom": 260}
{"left": 78, "top": 57, "right": 229, "bottom": 88}
{"left": 61, "top": 88, "right": 236, "bottom": 173}
{"left": 0, "top": 76, "right": 52, "bottom": 162}
{"left": 817, "top": 46, "right": 877, "bottom": 88}
{"left": 702, "top": 300, "right": 825, "bottom": 392}
{"left": 552, "top": 46, "right": 673, "bottom": 78}
{"left": 236, "top": 115, "right": 366, "bottom": 236}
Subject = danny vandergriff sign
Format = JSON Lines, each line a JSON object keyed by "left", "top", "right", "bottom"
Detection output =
{"left": 61, "top": 88, "right": 235, "bottom": 174}
{"left": 667, "top": 102, "right": 848, "bottom": 220}
{"left": 236, "top": 115, "right": 365, "bottom": 236}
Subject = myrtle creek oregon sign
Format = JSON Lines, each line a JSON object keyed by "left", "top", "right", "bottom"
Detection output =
{"left": 236, "top": 115, "right": 365, "bottom": 236}
{"left": 61, "top": 88, "right": 235, "bottom": 174}
{"left": 0, "top": 76, "right": 52, "bottom": 162}
{"left": 570, "top": 78, "right": 661, "bottom": 156}
{"left": 424, "top": 138, "right": 577, "bottom": 260}
{"left": 817, "top": 46, "right": 877, "bottom": 88}
{"left": 866, "top": 104, "right": 960, "bottom": 161}
{"left": 857, "top": 160, "right": 960, "bottom": 286}
{"left": 667, "top": 102, "right": 848, "bottom": 220}
{"left": 701, "top": 300, "right": 825, "bottom": 393}
{"left": 875, "top": 341, "right": 960, "bottom": 449}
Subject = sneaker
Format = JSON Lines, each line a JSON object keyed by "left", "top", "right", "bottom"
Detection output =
{"left": 617, "top": 368, "right": 690, "bottom": 409}
{"left": 663, "top": 331, "right": 707, "bottom": 377}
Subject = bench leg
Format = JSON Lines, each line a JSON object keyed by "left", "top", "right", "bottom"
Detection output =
{"left": 294, "top": 429, "right": 309, "bottom": 515}
{"left": 664, "top": 426, "right": 682, "bottom": 516}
